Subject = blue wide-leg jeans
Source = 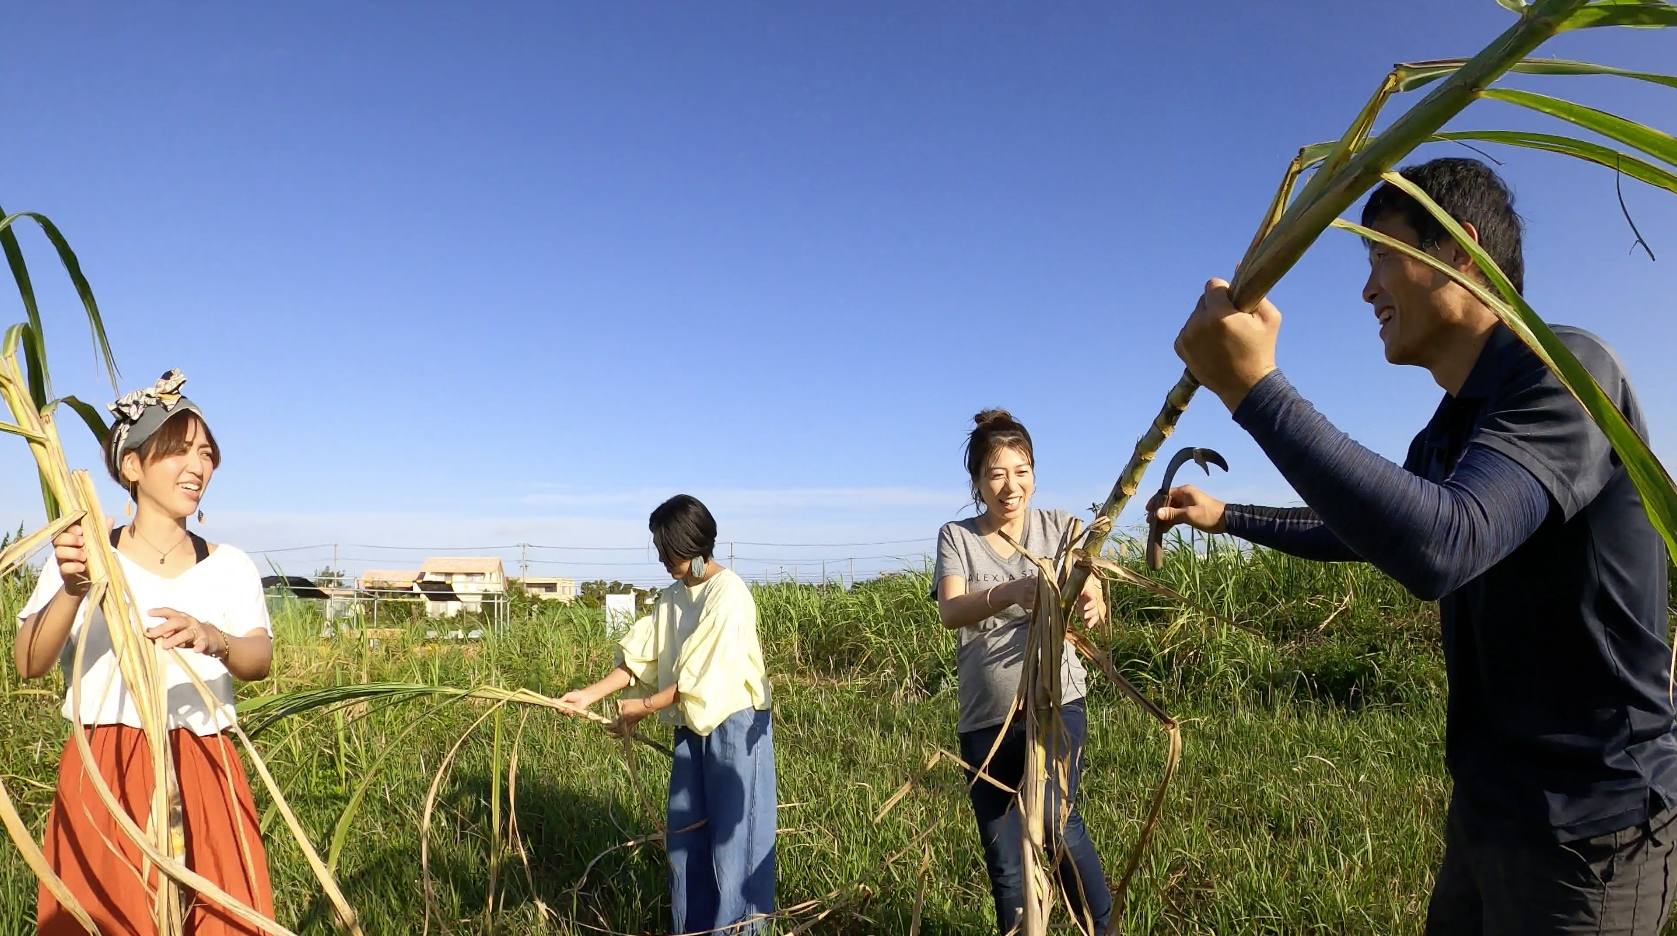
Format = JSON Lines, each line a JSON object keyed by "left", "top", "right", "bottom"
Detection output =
{"left": 667, "top": 706, "right": 777, "bottom": 935}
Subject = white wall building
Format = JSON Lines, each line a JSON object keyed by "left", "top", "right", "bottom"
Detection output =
{"left": 418, "top": 557, "right": 506, "bottom": 618}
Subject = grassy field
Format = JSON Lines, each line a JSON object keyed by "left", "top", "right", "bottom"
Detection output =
{"left": 0, "top": 538, "right": 1669, "bottom": 935}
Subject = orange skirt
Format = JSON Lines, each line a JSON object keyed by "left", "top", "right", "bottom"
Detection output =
{"left": 37, "top": 725, "right": 274, "bottom": 936}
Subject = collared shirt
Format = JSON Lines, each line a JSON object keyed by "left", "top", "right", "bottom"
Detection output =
{"left": 616, "top": 568, "right": 772, "bottom": 736}
{"left": 1407, "top": 324, "right": 1676, "bottom": 840}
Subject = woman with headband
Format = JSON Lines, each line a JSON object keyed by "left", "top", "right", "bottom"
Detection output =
{"left": 15, "top": 370, "right": 275, "bottom": 935}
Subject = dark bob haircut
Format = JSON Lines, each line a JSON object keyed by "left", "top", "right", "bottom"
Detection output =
{"left": 1360, "top": 157, "right": 1525, "bottom": 294}
{"left": 649, "top": 494, "right": 717, "bottom": 565}
{"left": 105, "top": 409, "right": 221, "bottom": 488}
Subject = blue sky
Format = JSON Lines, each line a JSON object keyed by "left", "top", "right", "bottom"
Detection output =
{"left": 2, "top": 2, "right": 1673, "bottom": 585}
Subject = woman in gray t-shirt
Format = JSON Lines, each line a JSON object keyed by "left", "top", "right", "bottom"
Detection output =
{"left": 933, "top": 409, "right": 1112, "bottom": 936}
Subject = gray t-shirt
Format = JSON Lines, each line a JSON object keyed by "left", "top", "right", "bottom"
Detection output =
{"left": 935, "top": 507, "right": 1089, "bottom": 734}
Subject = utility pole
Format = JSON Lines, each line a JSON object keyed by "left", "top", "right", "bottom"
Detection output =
{"left": 849, "top": 557, "right": 855, "bottom": 588}
{"left": 519, "top": 543, "right": 528, "bottom": 585}
{"left": 821, "top": 559, "right": 827, "bottom": 585}
{"left": 332, "top": 543, "right": 339, "bottom": 580}
{"left": 728, "top": 542, "right": 734, "bottom": 570}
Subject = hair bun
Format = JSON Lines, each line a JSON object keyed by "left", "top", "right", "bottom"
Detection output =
{"left": 973, "top": 409, "right": 1017, "bottom": 430}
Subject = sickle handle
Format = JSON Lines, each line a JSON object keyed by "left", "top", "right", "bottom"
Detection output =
{"left": 1146, "top": 490, "right": 1168, "bottom": 570}
{"left": 1146, "top": 523, "right": 1166, "bottom": 571}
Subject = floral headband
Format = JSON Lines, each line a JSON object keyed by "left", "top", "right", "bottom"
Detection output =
{"left": 105, "top": 369, "right": 203, "bottom": 479}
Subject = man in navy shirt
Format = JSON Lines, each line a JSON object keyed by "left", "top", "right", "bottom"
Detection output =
{"left": 1158, "top": 158, "right": 1677, "bottom": 934}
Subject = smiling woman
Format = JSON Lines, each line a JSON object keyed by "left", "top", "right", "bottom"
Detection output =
{"left": 13, "top": 370, "right": 278, "bottom": 936}
{"left": 932, "top": 409, "right": 1112, "bottom": 936}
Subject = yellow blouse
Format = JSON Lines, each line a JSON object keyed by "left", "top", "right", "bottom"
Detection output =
{"left": 616, "top": 568, "right": 771, "bottom": 736}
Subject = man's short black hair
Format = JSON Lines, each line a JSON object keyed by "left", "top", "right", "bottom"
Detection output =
{"left": 1360, "top": 157, "right": 1525, "bottom": 294}
{"left": 650, "top": 494, "right": 717, "bottom": 564}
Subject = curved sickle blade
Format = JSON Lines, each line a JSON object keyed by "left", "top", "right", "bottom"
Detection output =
{"left": 1147, "top": 447, "right": 1229, "bottom": 570}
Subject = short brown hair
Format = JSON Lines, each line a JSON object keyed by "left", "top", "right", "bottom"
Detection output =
{"left": 964, "top": 409, "right": 1033, "bottom": 504}
{"left": 106, "top": 410, "right": 221, "bottom": 486}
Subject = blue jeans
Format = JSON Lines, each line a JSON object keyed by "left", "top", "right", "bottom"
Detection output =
{"left": 959, "top": 699, "right": 1112, "bottom": 936}
{"left": 668, "top": 706, "right": 777, "bottom": 935}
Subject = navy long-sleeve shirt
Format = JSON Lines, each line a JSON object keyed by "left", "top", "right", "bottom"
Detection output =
{"left": 1221, "top": 374, "right": 1550, "bottom": 600}
{"left": 1216, "top": 325, "right": 1675, "bottom": 842}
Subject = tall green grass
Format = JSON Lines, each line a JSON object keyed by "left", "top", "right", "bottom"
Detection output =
{"left": 0, "top": 539, "right": 1537, "bottom": 934}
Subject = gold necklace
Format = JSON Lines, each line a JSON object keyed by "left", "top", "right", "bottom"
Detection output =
{"left": 128, "top": 525, "right": 189, "bottom": 565}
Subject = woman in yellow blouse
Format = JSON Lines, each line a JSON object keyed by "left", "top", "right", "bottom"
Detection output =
{"left": 561, "top": 495, "right": 775, "bottom": 935}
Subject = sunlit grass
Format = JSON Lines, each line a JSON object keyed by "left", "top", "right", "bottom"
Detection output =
{"left": 0, "top": 543, "right": 1473, "bottom": 935}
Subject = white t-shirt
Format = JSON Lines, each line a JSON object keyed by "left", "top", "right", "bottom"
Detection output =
{"left": 18, "top": 543, "right": 272, "bottom": 735}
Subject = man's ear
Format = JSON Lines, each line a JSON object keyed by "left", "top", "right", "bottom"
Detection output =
{"left": 1445, "top": 221, "right": 1482, "bottom": 276}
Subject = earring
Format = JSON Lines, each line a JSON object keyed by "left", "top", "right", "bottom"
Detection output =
{"left": 197, "top": 509, "right": 206, "bottom": 524}
{"left": 125, "top": 483, "right": 136, "bottom": 519}
{"left": 689, "top": 556, "right": 705, "bottom": 578}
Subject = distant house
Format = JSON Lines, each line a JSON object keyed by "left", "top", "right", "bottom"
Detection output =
{"left": 358, "top": 570, "right": 421, "bottom": 595}
{"left": 418, "top": 557, "right": 506, "bottom": 617}
{"left": 520, "top": 576, "right": 577, "bottom": 603}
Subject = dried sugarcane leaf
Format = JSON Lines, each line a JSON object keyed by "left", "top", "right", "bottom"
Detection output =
{"left": 0, "top": 510, "right": 82, "bottom": 579}
{"left": 167, "top": 649, "right": 365, "bottom": 933}
{"left": 1067, "top": 631, "right": 1181, "bottom": 907}
{"left": 1084, "top": 556, "right": 1194, "bottom": 606}
{"left": 421, "top": 701, "right": 505, "bottom": 936}
{"left": 0, "top": 776, "right": 101, "bottom": 935}
{"left": 0, "top": 420, "right": 45, "bottom": 442}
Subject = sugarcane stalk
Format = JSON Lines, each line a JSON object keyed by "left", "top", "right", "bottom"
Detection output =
{"left": 1058, "top": 0, "right": 1591, "bottom": 615}
{"left": 0, "top": 337, "right": 190, "bottom": 932}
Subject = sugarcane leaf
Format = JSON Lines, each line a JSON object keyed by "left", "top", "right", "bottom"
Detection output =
{"left": 0, "top": 321, "right": 47, "bottom": 413}
{"left": 1485, "top": 88, "right": 1677, "bottom": 170}
{"left": 2, "top": 322, "right": 26, "bottom": 362}
{"left": 0, "top": 421, "right": 45, "bottom": 443}
{"left": 2, "top": 323, "right": 63, "bottom": 520}
{"left": 45, "top": 395, "right": 111, "bottom": 446}
{"left": 1560, "top": 0, "right": 1677, "bottom": 30}
{"left": 326, "top": 697, "right": 462, "bottom": 873}
{"left": 1336, "top": 182, "right": 1677, "bottom": 562}
{"left": 1285, "top": 72, "right": 1404, "bottom": 221}
{"left": 1085, "top": 556, "right": 1196, "bottom": 607}
{"left": 1394, "top": 60, "right": 1467, "bottom": 92}
{"left": 0, "top": 207, "right": 47, "bottom": 405}
{"left": 0, "top": 511, "right": 83, "bottom": 580}
{"left": 1398, "top": 57, "right": 1677, "bottom": 91}
{"left": 1237, "top": 0, "right": 1593, "bottom": 311}
{"left": 1434, "top": 130, "right": 1677, "bottom": 195}
{"left": 0, "top": 211, "right": 118, "bottom": 395}
{"left": 1505, "top": 58, "right": 1677, "bottom": 88}
{"left": 1428, "top": 130, "right": 1677, "bottom": 194}
{"left": 238, "top": 683, "right": 448, "bottom": 737}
